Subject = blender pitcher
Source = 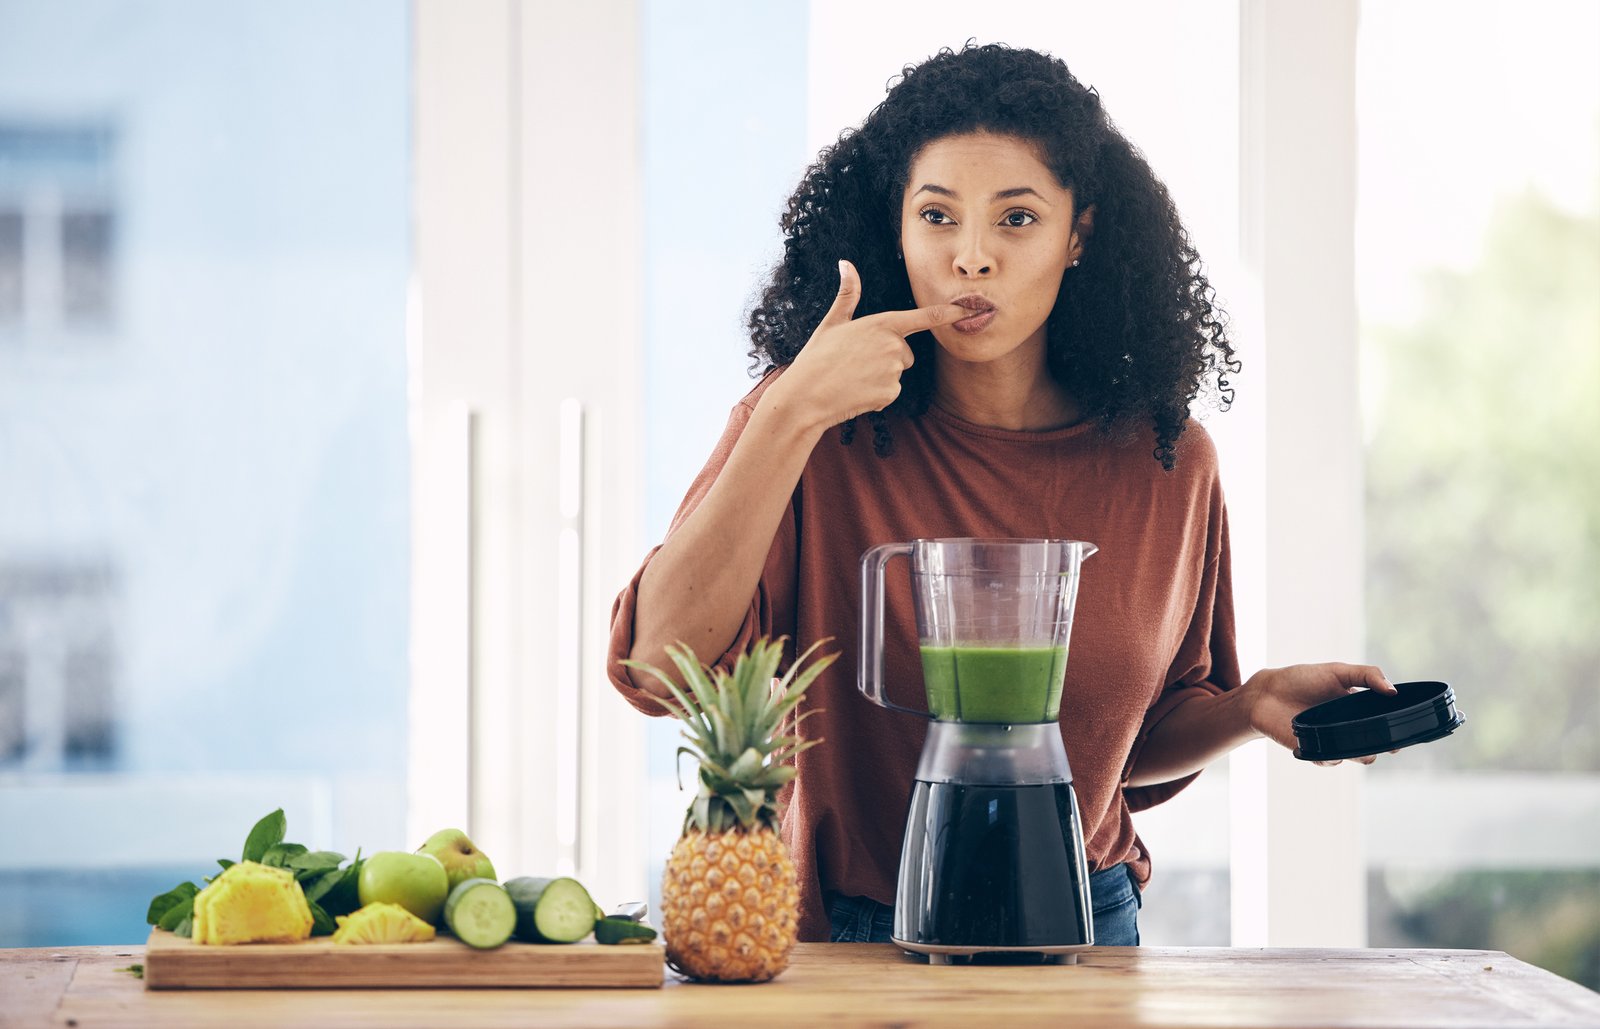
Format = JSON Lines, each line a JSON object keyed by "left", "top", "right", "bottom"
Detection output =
{"left": 858, "top": 538, "right": 1100, "bottom": 963}
{"left": 860, "top": 537, "right": 1096, "bottom": 723}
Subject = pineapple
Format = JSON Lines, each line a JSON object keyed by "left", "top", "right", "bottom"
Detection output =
{"left": 191, "top": 861, "right": 314, "bottom": 945}
{"left": 626, "top": 636, "right": 835, "bottom": 983}
{"left": 331, "top": 902, "right": 437, "bottom": 944}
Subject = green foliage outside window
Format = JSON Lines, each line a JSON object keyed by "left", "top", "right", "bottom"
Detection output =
{"left": 1364, "top": 187, "right": 1600, "bottom": 773}
{"left": 1363, "top": 184, "right": 1599, "bottom": 988}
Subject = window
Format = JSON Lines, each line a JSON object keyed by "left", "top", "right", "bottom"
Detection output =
{"left": 0, "top": 209, "right": 22, "bottom": 321}
{"left": 0, "top": 560, "right": 119, "bottom": 770}
{"left": 0, "top": 122, "right": 117, "bottom": 335}
{"left": 1357, "top": 0, "right": 1600, "bottom": 989}
{"left": 61, "top": 207, "right": 114, "bottom": 325}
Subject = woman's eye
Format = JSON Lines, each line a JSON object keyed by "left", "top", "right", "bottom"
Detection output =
{"left": 1004, "top": 210, "right": 1037, "bottom": 227}
{"left": 920, "top": 207, "right": 950, "bottom": 225}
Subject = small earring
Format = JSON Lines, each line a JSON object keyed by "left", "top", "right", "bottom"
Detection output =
{"left": 1072, "top": 259, "right": 1080, "bottom": 267}
{"left": 896, "top": 251, "right": 904, "bottom": 261}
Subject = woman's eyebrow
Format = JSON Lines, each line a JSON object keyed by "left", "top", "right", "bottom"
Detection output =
{"left": 912, "top": 184, "right": 1050, "bottom": 203}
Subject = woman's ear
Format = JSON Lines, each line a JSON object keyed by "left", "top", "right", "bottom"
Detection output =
{"left": 1069, "top": 204, "right": 1096, "bottom": 264}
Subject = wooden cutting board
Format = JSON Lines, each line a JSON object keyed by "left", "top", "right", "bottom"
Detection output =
{"left": 143, "top": 928, "right": 664, "bottom": 989}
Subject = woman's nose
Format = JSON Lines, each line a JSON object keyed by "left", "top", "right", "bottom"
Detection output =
{"left": 953, "top": 229, "right": 993, "bottom": 276}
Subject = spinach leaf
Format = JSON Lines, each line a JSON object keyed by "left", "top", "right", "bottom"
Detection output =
{"left": 319, "top": 850, "right": 364, "bottom": 917}
{"left": 307, "top": 899, "right": 336, "bottom": 937}
{"left": 173, "top": 914, "right": 193, "bottom": 938}
{"left": 260, "top": 842, "right": 308, "bottom": 868}
{"left": 157, "top": 895, "right": 195, "bottom": 932}
{"left": 242, "top": 808, "right": 287, "bottom": 863}
{"left": 287, "top": 850, "right": 345, "bottom": 875}
{"left": 147, "top": 882, "right": 199, "bottom": 925}
{"left": 302, "top": 867, "right": 344, "bottom": 905}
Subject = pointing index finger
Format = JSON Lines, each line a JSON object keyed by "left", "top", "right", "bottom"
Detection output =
{"left": 876, "top": 303, "right": 971, "bottom": 338}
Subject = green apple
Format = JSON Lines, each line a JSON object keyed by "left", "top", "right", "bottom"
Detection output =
{"left": 417, "top": 828, "right": 498, "bottom": 892}
{"left": 358, "top": 851, "right": 450, "bottom": 924}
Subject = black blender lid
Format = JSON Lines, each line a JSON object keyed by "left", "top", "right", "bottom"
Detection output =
{"left": 1292, "top": 680, "right": 1465, "bottom": 762}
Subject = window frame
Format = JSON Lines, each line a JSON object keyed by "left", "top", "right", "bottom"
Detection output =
{"left": 410, "top": 0, "right": 647, "bottom": 906}
{"left": 1231, "top": 0, "right": 1367, "bottom": 947}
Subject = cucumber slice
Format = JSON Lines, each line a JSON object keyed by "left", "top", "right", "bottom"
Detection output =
{"left": 594, "top": 916, "right": 657, "bottom": 945}
{"left": 504, "top": 876, "right": 598, "bottom": 944}
{"left": 443, "top": 878, "right": 516, "bottom": 949}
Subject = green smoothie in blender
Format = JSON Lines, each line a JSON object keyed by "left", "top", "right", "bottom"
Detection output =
{"left": 919, "top": 644, "right": 1068, "bottom": 723}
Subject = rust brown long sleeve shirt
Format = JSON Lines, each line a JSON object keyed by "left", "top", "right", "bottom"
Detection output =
{"left": 607, "top": 367, "right": 1241, "bottom": 942}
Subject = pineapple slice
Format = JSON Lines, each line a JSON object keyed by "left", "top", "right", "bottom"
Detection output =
{"left": 191, "top": 861, "right": 314, "bottom": 945}
{"left": 332, "top": 902, "right": 437, "bottom": 944}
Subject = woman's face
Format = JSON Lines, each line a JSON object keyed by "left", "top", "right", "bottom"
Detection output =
{"left": 899, "top": 131, "right": 1088, "bottom": 367}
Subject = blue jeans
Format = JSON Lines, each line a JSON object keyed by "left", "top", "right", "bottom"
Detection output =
{"left": 828, "top": 863, "right": 1142, "bottom": 945}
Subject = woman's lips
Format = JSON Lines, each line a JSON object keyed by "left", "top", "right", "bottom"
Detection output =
{"left": 950, "top": 295, "right": 997, "bottom": 334}
{"left": 952, "top": 308, "right": 997, "bottom": 334}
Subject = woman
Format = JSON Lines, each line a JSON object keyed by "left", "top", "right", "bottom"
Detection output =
{"left": 606, "top": 42, "right": 1393, "bottom": 945}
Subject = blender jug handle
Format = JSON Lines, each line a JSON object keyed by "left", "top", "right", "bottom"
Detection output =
{"left": 859, "top": 542, "right": 931, "bottom": 719}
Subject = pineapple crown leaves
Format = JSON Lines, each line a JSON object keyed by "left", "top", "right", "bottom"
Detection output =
{"left": 622, "top": 635, "right": 836, "bottom": 833}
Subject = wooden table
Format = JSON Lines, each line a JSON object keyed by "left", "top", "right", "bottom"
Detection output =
{"left": 5, "top": 942, "right": 1600, "bottom": 1028}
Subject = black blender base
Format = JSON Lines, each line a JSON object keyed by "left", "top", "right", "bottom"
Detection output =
{"left": 894, "top": 779, "right": 1095, "bottom": 953}
{"left": 896, "top": 940, "right": 1088, "bottom": 965}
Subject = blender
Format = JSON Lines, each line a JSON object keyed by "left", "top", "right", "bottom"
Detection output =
{"left": 860, "top": 538, "right": 1098, "bottom": 964}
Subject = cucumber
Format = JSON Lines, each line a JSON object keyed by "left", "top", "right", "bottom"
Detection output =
{"left": 594, "top": 916, "right": 657, "bottom": 945}
{"left": 443, "top": 878, "right": 516, "bottom": 949}
{"left": 504, "top": 876, "right": 598, "bottom": 943}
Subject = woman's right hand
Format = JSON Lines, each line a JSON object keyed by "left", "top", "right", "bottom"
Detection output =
{"left": 765, "top": 259, "right": 969, "bottom": 432}
{"left": 627, "top": 261, "right": 966, "bottom": 690}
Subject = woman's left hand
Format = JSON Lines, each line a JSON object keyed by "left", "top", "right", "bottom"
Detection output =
{"left": 1244, "top": 663, "right": 1397, "bottom": 766}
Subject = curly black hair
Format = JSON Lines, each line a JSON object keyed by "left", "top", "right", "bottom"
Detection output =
{"left": 744, "top": 42, "right": 1237, "bottom": 470}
